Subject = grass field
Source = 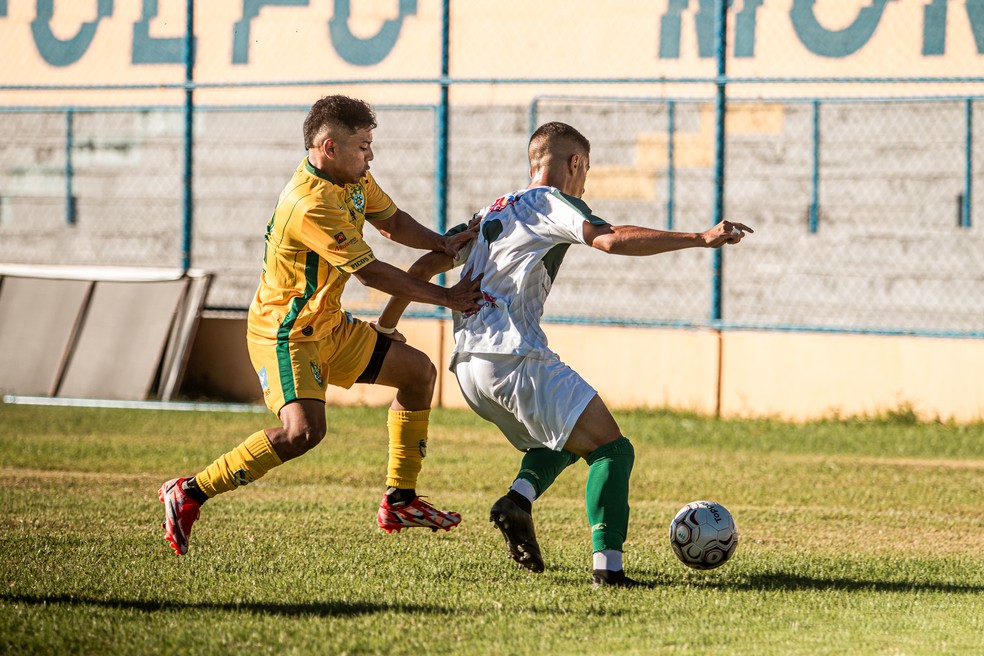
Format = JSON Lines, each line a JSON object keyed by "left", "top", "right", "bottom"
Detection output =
{"left": 2, "top": 401, "right": 983, "bottom": 655}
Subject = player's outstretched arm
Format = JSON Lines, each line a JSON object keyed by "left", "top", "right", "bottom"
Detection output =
{"left": 584, "top": 219, "right": 752, "bottom": 255}
{"left": 374, "top": 251, "right": 457, "bottom": 341}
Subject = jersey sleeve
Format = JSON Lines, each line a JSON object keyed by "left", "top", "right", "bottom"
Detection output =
{"left": 541, "top": 188, "right": 609, "bottom": 245}
{"left": 362, "top": 172, "right": 398, "bottom": 222}
{"left": 299, "top": 203, "right": 377, "bottom": 274}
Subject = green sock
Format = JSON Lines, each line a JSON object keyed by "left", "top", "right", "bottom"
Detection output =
{"left": 585, "top": 437, "right": 635, "bottom": 552}
{"left": 516, "top": 448, "right": 579, "bottom": 497}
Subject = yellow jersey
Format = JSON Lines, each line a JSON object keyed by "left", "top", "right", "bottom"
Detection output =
{"left": 247, "top": 158, "right": 397, "bottom": 344}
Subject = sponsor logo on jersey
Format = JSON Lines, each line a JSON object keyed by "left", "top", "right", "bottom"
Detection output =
{"left": 333, "top": 231, "right": 346, "bottom": 244}
{"left": 347, "top": 254, "right": 373, "bottom": 270}
{"left": 463, "top": 291, "right": 498, "bottom": 318}
{"left": 488, "top": 194, "right": 519, "bottom": 213}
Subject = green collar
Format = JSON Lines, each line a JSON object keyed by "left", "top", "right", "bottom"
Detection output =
{"left": 305, "top": 158, "right": 340, "bottom": 186}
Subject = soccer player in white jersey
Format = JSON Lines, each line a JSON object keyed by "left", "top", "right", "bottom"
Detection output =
{"left": 375, "top": 121, "right": 752, "bottom": 586}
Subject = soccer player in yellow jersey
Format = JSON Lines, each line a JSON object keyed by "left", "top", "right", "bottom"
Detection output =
{"left": 158, "top": 95, "right": 484, "bottom": 555}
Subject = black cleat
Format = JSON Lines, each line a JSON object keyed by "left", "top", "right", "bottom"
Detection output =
{"left": 489, "top": 495, "right": 544, "bottom": 573}
{"left": 592, "top": 569, "right": 643, "bottom": 588}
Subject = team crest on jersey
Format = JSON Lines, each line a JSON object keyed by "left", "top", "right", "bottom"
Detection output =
{"left": 310, "top": 361, "right": 323, "bottom": 387}
{"left": 351, "top": 186, "right": 366, "bottom": 213}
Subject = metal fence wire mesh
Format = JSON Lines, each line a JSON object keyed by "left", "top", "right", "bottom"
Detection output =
{"left": 0, "top": 1, "right": 982, "bottom": 337}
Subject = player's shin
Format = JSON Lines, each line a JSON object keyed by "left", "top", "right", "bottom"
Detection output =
{"left": 385, "top": 408, "right": 430, "bottom": 495}
{"left": 584, "top": 437, "right": 634, "bottom": 555}
{"left": 513, "top": 448, "right": 579, "bottom": 502}
{"left": 195, "top": 430, "right": 283, "bottom": 498}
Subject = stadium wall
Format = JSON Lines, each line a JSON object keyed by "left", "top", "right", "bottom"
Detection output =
{"left": 181, "top": 316, "right": 984, "bottom": 423}
{"left": 3, "top": 2, "right": 983, "bottom": 421}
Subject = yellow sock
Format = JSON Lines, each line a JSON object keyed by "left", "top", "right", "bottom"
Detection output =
{"left": 195, "top": 430, "right": 283, "bottom": 498}
{"left": 386, "top": 409, "right": 430, "bottom": 489}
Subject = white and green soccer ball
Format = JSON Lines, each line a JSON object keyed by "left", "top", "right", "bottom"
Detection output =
{"left": 669, "top": 500, "right": 739, "bottom": 570}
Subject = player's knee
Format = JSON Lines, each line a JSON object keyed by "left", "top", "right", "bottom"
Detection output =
{"left": 421, "top": 358, "right": 437, "bottom": 390}
{"left": 404, "top": 353, "right": 437, "bottom": 393}
{"left": 277, "top": 423, "right": 326, "bottom": 460}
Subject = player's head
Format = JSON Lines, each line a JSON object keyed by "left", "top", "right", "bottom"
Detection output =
{"left": 304, "top": 95, "right": 377, "bottom": 185}
{"left": 528, "top": 122, "right": 591, "bottom": 197}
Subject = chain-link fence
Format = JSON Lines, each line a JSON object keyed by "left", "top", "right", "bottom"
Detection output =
{"left": 1, "top": 1, "right": 982, "bottom": 337}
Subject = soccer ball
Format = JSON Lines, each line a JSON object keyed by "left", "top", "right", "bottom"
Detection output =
{"left": 669, "top": 500, "right": 739, "bottom": 570}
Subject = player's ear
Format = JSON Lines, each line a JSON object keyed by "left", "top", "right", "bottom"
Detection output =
{"left": 321, "top": 138, "right": 336, "bottom": 160}
{"left": 569, "top": 153, "right": 580, "bottom": 174}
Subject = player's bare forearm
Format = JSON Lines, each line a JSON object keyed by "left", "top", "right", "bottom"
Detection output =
{"left": 585, "top": 220, "right": 753, "bottom": 255}
{"left": 373, "top": 209, "right": 446, "bottom": 253}
{"left": 377, "top": 251, "right": 455, "bottom": 329}
{"left": 355, "top": 259, "right": 481, "bottom": 314}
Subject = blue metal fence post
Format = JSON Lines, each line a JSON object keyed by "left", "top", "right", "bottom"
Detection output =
{"left": 666, "top": 99, "right": 676, "bottom": 231}
{"left": 528, "top": 98, "right": 539, "bottom": 138}
{"left": 809, "top": 99, "right": 820, "bottom": 233}
{"left": 65, "top": 108, "right": 76, "bottom": 225}
{"left": 180, "top": 0, "right": 195, "bottom": 274}
{"left": 710, "top": 0, "right": 727, "bottom": 323}
{"left": 435, "top": 0, "right": 450, "bottom": 288}
{"left": 963, "top": 98, "right": 973, "bottom": 228}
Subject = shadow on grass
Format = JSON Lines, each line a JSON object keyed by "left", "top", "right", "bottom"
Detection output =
{"left": 701, "top": 572, "right": 984, "bottom": 595}
{"left": 0, "top": 593, "right": 448, "bottom": 617}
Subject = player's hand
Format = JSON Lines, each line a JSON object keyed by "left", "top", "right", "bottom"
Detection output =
{"left": 442, "top": 221, "right": 479, "bottom": 259}
{"left": 702, "top": 220, "right": 753, "bottom": 248}
{"left": 370, "top": 322, "right": 407, "bottom": 343}
{"left": 445, "top": 271, "right": 484, "bottom": 313}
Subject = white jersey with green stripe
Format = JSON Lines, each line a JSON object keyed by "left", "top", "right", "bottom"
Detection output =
{"left": 450, "top": 186, "right": 609, "bottom": 362}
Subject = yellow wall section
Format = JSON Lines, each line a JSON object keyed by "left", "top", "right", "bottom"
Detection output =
{"left": 184, "top": 317, "right": 984, "bottom": 423}
{"left": 438, "top": 321, "right": 720, "bottom": 413}
{"left": 6, "top": 2, "right": 982, "bottom": 106}
{"left": 720, "top": 331, "right": 984, "bottom": 423}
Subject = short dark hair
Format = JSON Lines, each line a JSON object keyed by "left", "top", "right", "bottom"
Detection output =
{"left": 303, "top": 95, "right": 377, "bottom": 149}
{"left": 528, "top": 122, "right": 591, "bottom": 159}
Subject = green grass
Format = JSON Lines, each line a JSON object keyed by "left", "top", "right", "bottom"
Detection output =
{"left": 2, "top": 402, "right": 983, "bottom": 655}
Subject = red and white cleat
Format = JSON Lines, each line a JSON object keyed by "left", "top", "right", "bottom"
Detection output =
{"left": 158, "top": 477, "right": 201, "bottom": 555}
{"left": 376, "top": 495, "right": 462, "bottom": 534}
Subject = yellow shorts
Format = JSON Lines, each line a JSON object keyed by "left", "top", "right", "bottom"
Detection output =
{"left": 247, "top": 312, "right": 379, "bottom": 415}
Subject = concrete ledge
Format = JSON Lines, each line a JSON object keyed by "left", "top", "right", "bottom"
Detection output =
{"left": 182, "top": 316, "right": 984, "bottom": 423}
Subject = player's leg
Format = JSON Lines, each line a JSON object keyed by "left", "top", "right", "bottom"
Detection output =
{"left": 512, "top": 448, "right": 580, "bottom": 504}
{"left": 453, "top": 354, "right": 550, "bottom": 570}
{"left": 456, "top": 353, "right": 592, "bottom": 572}
{"left": 488, "top": 446, "right": 579, "bottom": 571}
{"left": 564, "top": 395, "right": 640, "bottom": 587}
{"left": 356, "top": 332, "right": 460, "bottom": 533}
{"left": 159, "top": 340, "right": 326, "bottom": 556}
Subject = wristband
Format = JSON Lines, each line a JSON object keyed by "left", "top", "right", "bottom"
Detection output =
{"left": 374, "top": 324, "right": 396, "bottom": 334}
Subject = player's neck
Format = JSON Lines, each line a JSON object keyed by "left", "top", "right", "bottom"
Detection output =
{"left": 528, "top": 167, "right": 563, "bottom": 191}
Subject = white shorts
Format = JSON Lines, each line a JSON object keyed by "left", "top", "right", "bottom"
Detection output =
{"left": 452, "top": 352, "right": 597, "bottom": 452}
